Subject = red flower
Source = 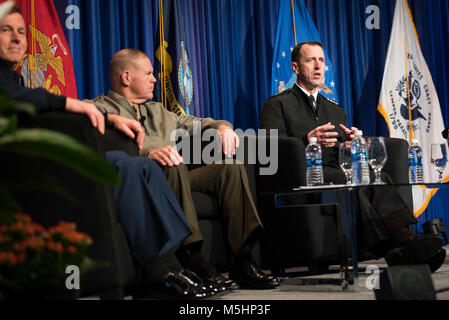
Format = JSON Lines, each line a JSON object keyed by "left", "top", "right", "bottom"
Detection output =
{"left": 0, "top": 213, "right": 95, "bottom": 291}
{"left": 12, "top": 221, "right": 24, "bottom": 232}
{"left": 67, "top": 246, "right": 77, "bottom": 254}
{"left": 14, "top": 213, "right": 32, "bottom": 224}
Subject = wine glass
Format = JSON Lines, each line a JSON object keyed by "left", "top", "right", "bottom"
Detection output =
{"left": 339, "top": 141, "right": 353, "bottom": 185}
{"left": 367, "top": 137, "right": 388, "bottom": 185}
{"left": 431, "top": 143, "right": 447, "bottom": 183}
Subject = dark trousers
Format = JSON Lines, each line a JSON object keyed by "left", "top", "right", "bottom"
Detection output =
{"left": 106, "top": 151, "right": 192, "bottom": 265}
{"left": 327, "top": 167, "right": 417, "bottom": 254}
{"left": 162, "top": 163, "right": 263, "bottom": 254}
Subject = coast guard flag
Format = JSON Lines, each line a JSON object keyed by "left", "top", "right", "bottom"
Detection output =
{"left": 154, "top": 0, "right": 193, "bottom": 116}
{"left": 377, "top": 0, "right": 447, "bottom": 217}
{"left": 271, "top": 0, "right": 338, "bottom": 103}
{"left": 8, "top": 0, "right": 78, "bottom": 98}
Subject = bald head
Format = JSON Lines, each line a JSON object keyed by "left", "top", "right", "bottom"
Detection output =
{"left": 109, "top": 49, "right": 157, "bottom": 104}
{"left": 109, "top": 49, "right": 148, "bottom": 84}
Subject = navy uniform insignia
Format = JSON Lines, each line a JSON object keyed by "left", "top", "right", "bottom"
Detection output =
{"left": 323, "top": 96, "right": 339, "bottom": 105}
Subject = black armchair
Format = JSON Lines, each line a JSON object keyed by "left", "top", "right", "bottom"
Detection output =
{"left": 255, "top": 136, "right": 413, "bottom": 273}
{"left": 15, "top": 112, "right": 139, "bottom": 299}
{"left": 13, "top": 112, "right": 258, "bottom": 298}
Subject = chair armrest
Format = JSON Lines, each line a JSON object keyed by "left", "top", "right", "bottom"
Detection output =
{"left": 382, "top": 137, "right": 409, "bottom": 184}
{"left": 102, "top": 129, "right": 140, "bottom": 157}
{"left": 256, "top": 136, "right": 306, "bottom": 192}
{"left": 20, "top": 112, "right": 140, "bottom": 157}
{"left": 19, "top": 112, "right": 107, "bottom": 154}
{"left": 17, "top": 111, "right": 138, "bottom": 293}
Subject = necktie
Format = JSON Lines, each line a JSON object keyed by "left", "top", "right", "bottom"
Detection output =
{"left": 308, "top": 95, "right": 316, "bottom": 109}
{"left": 131, "top": 104, "right": 142, "bottom": 121}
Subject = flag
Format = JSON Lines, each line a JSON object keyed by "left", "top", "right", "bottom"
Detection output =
{"left": 0, "top": 1, "right": 13, "bottom": 21}
{"left": 154, "top": 0, "right": 193, "bottom": 116}
{"left": 377, "top": 0, "right": 447, "bottom": 217}
{"left": 271, "top": 0, "right": 338, "bottom": 102}
{"left": 8, "top": 0, "right": 78, "bottom": 98}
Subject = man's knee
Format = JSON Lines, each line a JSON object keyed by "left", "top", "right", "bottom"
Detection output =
{"left": 217, "top": 163, "right": 244, "bottom": 179}
{"left": 163, "top": 164, "right": 190, "bottom": 177}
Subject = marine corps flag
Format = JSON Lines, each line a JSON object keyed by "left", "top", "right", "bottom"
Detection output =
{"left": 377, "top": 0, "right": 447, "bottom": 217}
{"left": 154, "top": 0, "right": 193, "bottom": 116}
{"left": 11, "top": 0, "right": 78, "bottom": 98}
{"left": 271, "top": 0, "right": 338, "bottom": 103}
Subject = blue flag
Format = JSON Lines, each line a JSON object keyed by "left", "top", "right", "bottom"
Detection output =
{"left": 154, "top": 0, "right": 193, "bottom": 116}
{"left": 271, "top": 0, "right": 338, "bottom": 103}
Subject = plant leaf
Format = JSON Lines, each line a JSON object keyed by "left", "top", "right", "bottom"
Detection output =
{"left": 0, "top": 129, "right": 121, "bottom": 186}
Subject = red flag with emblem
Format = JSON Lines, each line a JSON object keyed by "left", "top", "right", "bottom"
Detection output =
{"left": 10, "top": 0, "right": 78, "bottom": 98}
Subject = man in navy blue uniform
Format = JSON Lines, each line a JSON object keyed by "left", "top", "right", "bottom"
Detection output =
{"left": 261, "top": 41, "right": 446, "bottom": 272}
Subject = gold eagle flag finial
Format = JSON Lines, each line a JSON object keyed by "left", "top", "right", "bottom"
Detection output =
{"left": 14, "top": 25, "right": 66, "bottom": 95}
{"left": 30, "top": 25, "right": 66, "bottom": 86}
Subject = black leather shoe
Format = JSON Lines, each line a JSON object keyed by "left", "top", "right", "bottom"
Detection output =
{"left": 229, "top": 261, "right": 280, "bottom": 290}
{"left": 385, "top": 234, "right": 444, "bottom": 272}
{"left": 134, "top": 272, "right": 208, "bottom": 300}
{"left": 428, "top": 248, "right": 447, "bottom": 273}
{"left": 181, "top": 269, "right": 226, "bottom": 296}
{"left": 183, "top": 252, "right": 239, "bottom": 291}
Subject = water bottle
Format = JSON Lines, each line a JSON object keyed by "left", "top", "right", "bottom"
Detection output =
{"left": 408, "top": 139, "right": 424, "bottom": 183}
{"left": 351, "top": 130, "right": 370, "bottom": 185}
{"left": 306, "top": 137, "right": 324, "bottom": 186}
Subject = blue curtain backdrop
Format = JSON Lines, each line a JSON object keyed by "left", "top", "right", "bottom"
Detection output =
{"left": 54, "top": 0, "right": 449, "bottom": 229}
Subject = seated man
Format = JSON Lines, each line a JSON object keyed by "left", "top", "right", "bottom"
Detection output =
{"left": 89, "top": 49, "right": 279, "bottom": 290}
{"left": 260, "top": 40, "right": 446, "bottom": 272}
{"left": 0, "top": 6, "right": 214, "bottom": 299}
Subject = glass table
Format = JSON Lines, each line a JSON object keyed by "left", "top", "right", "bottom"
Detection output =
{"left": 261, "top": 182, "right": 449, "bottom": 291}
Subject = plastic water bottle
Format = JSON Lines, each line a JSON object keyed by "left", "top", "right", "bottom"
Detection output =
{"left": 408, "top": 139, "right": 424, "bottom": 183}
{"left": 306, "top": 137, "right": 324, "bottom": 186}
{"left": 351, "top": 130, "right": 370, "bottom": 185}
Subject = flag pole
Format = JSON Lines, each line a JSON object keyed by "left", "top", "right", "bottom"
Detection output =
{"left": 159, "top": 0, "right": 166, "bottom": 109}
{"left": 291, "top": 0, "right": 297, "bottom": 46}
{"left": 31, "top": 0, "right": 36, "bottom": 89}
{"left": 404, "top": 0, "right": 414, "bottom": 142}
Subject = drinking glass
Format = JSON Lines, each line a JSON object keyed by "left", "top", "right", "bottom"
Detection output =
{"left": 367, "top": 137, "right": 388, "bottom": 185}
{"left": 339, "top": 141, "right": 353, "bottom": 185}
{"left": 431, "top": 143, "right": 447, "bottom": 183}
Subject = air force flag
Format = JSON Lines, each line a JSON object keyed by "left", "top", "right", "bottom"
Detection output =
{"left": 377, "top": 0, "right": 448, "bottom": 217}
{"left": 271, "top": 0, "right": 338, "bottom": 103}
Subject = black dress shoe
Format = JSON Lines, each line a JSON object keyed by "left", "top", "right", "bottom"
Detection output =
{"left": 183, "top": 252, "right": 239, "bottom": 291}
{"left": 180, "top": 269, "right": 226, "bottom": 296}
{"left": 229, "top": 261, "right": 280, "bottom": 290}
{"left": 134, "top": 272, "right": 208, "bottom": 300}
{"left": 385, "top": 234, "right": 444, "bottom": 271}
{"left": 428, "top": 248, "right": 447, "bottom": 273}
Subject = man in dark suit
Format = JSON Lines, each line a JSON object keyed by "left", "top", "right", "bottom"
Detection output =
{"left": 260, "top": 41, "right": 446, "bottom": 272}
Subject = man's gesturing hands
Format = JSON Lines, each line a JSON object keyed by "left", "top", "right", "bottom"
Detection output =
{"left": 307, "top": 122, "right": 358, "bottom": 147}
